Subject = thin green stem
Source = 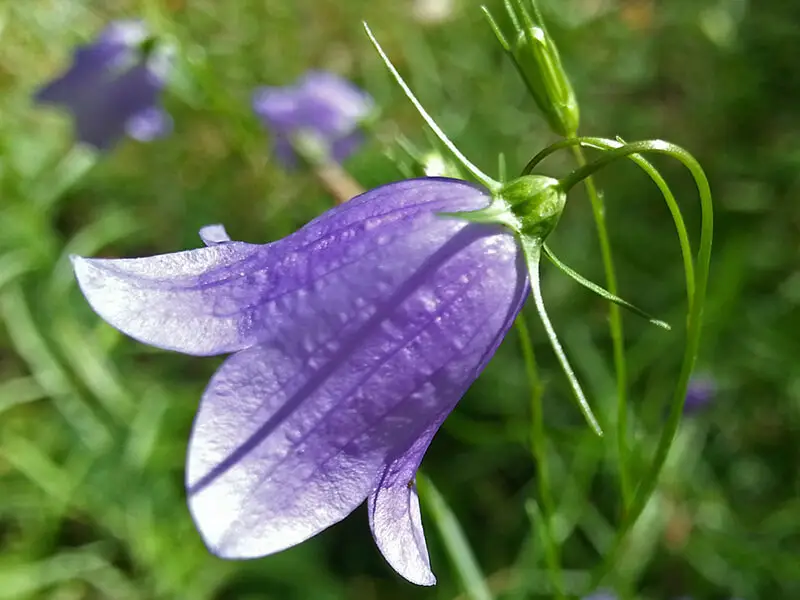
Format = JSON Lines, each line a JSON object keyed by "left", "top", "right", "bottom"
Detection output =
{"left": 568, "top": 141, "right": 714, "bottom": 591}
{"left": 525, "top": 138, "right": 712, "bottom": 590}
{"left": 515, "top": 316, "right": 566, "bottom": 599}
{"left": 521, "top": 238, "right": 603, "bottom": 436}
{"left": 284, "top": 128, "right": 367, "bottom": 203}
{"left": 524, "top": 137, "right": 695, "bottom": 306}
{"left": 569, "top": 144, "right": 631, "bottom": 506}
{"left": 481, "top": 6, "right": 510, "bottom": 51}
{"left": 417, "top": 474, "right": 494, "bottom": 600}
{"left": 363, "top": 23, "right": 500, "bottom": 192}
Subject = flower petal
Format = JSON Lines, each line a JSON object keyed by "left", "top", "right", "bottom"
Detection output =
{"left": 125, "top": 106, "right": 173, "bottom": 142}
{"left": 298, "top": 71, "right": 374, "bottom": 136}
{"left": 75, "top": 179, "right": 496, "bottom": 358}
{"left": 72, "top": 64, "right": 164, "bottom": 150}
{"left": 186, "top": 179, "right": 528, "bottom": 565}
{"left": 331, "top": 130, "right": 365, "bottom": 164}
{"left": 34, "top": 22, "right": 141, "bottom": 107}
{"left": 368, "top": 425, "right": 442, "bottom": 585}
{"left": 252, "top": 86, "right": 299, "bottom": 132}
{"left": 199, "top": 224, "right": 232, "bottom": 246}
{"left": 71, "top": 241, "right": 266, "bottom": 355}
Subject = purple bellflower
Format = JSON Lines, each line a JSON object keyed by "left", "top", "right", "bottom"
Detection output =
{"left": 252, "top": 71, "right": 375, "bottom": 168}
{"left": 72, "top": 177, "right": 534, "bottom": 585}
{"left": 34, "top": 21, "right": 172, "bottom": 151}
{"left": 683, "top": 377, "right": 715, "bottom": 414}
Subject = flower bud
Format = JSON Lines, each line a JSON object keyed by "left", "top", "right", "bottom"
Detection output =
{"left": 512, "top": 23, "right": 580, "bottom": 137}
{"left": 483, "top": 1, "right": 580, "bottom": 136}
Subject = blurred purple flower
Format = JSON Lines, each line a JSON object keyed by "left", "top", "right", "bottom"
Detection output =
{"left": 252, "top": 71, "right": 374, "bottom": 167}
{"left": 582, "top": 592, "right": 617, "bottom": 600}
{"left": 674, "top": 596, "right": 744, "bottom": 600}
{"left": 71, "top": 178, "right": 528, "bottom": 585}
{"left": 34, "top": 21, "right": 172, "bottom": 151}
{"left": 684, "top": 377, "right": 715, "bottom": 414}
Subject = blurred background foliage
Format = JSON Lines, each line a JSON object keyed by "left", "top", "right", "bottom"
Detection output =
{"left": 1, "top": 0, "right": 799, "bottom": 598}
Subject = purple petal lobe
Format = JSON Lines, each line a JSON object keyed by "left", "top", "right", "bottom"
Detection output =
{"left": 199, "top": 224, "right": 232, "bottom": 246}
{"left": 331, "top": 131, "right": 365, "bottom": 164}
{"left": 98, "top": 20, "right": 149, "bottom": 47}
{"left": 186, "top": 179, "right": 528, "bottom": 568}
{"left": 252, "top": 86, "right": 300, "bottom": 132}
{"left": 126, "top": 106, "right": 173, "bottom": 142}
{"left": 72, "top": 64, "right": 163, "bottom": 150}
{"left": 298, "top": 70, "right": 374, "bottom": 135}
{"left": 369, "top": 426, "right": 441, "bottom": 585}
{"left": 34, "top": 22, "right": 141, "bottom": 107}
{"left": 71, "top": 242, "right": 264, "bottom": 356}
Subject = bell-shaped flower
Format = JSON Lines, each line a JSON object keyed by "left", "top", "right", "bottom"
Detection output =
{"left": 252, "top": 71, "right": 375, "bottom": 168}
{"left": 34, "top": 21, "right": 172, "bottom": 151}
{"left": 72, "top": 177, "right": 529, "bottom": 585}
{"left": 683, "top": 377, "right": 715, "bottom": 414}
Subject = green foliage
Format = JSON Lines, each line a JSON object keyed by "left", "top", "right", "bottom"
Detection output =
{"left": 1, "top": 0, "right": 799, "bottom": 599}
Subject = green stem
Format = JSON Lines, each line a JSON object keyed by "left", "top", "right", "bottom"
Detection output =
{"left": 364, "top": 23, "right": 500, "bottom": 192}
{"left": 312, "top": 163, "right": 365, "bottom": 204}
{"left": 560, "top": 141, "right": 713, "bottom": 591}
{"left": 524, "top": 137, "right": 695, "bottom": 307}
{"left": 514, "top": 316, "right": 566, "bottom": 599}
{"left": 521, "top": 238, "right": 603, "bottom": 436}
{"left": 569, "top": 144, "right": 631, "bottom": 506}
{"left": 417, "top": 474, "right": 494, "bottom": 600}
{"left": 291, "top": 134, "right": 365, "bottom": 203}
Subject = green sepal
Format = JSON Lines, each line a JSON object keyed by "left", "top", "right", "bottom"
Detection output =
{"left": 543, "top": 244, "right": 671, "bottom": 330}
{"left": 520, "top": 236, "right": 603, "bottom": 437}
{"left": 438, "top": 200, "right": 520, "bottom": 231}
{"left": 499, "top": 174, "right": 566, "bottom": 238}
{"left": 439, "top": 174, "right": 566, "bottom": 240}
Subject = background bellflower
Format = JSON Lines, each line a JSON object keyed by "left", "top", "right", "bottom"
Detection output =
{"left": 71, "top": 178, "right": 528, "bottom": 585}
{"left": 252, "top": 71, "right": 375, "bottom": 167}
{"left": 683, "top": 377, "right": 715, "bottom": 414}
{"left": 34, "top": 21, "right": 172, "bottom": 151}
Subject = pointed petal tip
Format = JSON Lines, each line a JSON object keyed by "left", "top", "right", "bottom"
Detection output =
{"left": 199, "top": 224, "right": 231, "bottom": 246}
{"left": 369, "top": 446, "right": 442, "bottom": 586}
{"left": 71, "top": 246, "right": 262, "bottom": 355}
{"left": 371, "top": 483, "right": 439, "bottom": 586}
{"left": 407, "top": 568, "right": 437, "bottom": 587}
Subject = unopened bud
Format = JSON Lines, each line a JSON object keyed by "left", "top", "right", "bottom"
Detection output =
{"left": 512, "top": 23, "right": 580, "bottom": 136}
{"left": 483, "top": 1, "right": 580, "bottom": 136}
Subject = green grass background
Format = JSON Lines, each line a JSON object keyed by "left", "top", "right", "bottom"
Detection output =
{"left": 1, "top": 0, "right": 798, "bottom": 598}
